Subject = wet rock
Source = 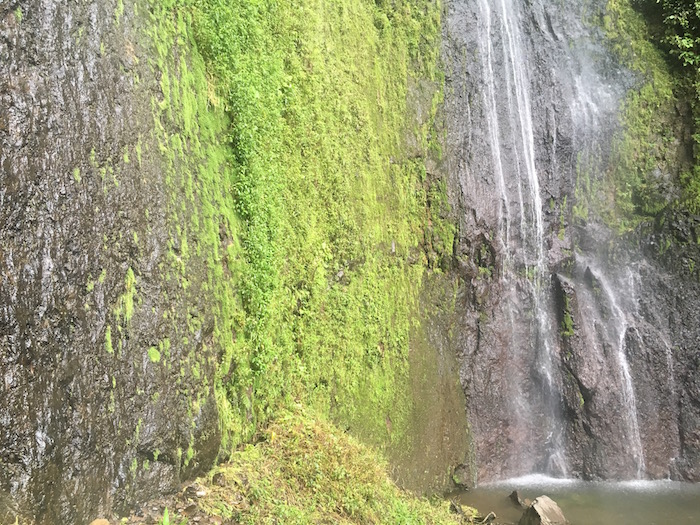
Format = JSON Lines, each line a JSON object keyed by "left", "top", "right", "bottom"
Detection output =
{"left": 452, "top": 463, "right": 473, "bottom": 490}
{"left": 0, "top": 1, "right": 221, "bottom": 522}
{"left": 517, "top": 495, "right": 569, "bottom": 525}
{"left": 0, "top": 490, "right": 20, "bottom": 524}
{"left": 444, "top": 0, "right": 700, "bottom": 483}
{"left": 509, "top": 490, "right": 528, "bottom": 509}
{"left": 449, "top": 500, "right": 465, "bottom": 515}
{"left": 212, "top": 472, "right": 226, "bottom": 487}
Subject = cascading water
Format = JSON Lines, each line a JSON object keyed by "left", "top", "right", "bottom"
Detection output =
{"left": 576, "top": 261, "right": 646, "bottom": 478}
{"left": 444, "top": 0, "right": 681, "bottom": 482}
{"left": 474, "top": 0, "right": 566, "bottom": 476}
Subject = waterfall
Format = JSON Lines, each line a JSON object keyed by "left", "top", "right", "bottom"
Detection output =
{"left": 584, "top": 264, "right": 646, "bottom": 478}
{"left": 472, "top": 0, "right": 567, "bottom": 477}
{"left": 445, "top": 0, "right": 669, "bottom": 481}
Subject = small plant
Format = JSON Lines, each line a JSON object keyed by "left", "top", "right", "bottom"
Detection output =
{"left": 158, "top": 507, "right": 187, "bottom": 525}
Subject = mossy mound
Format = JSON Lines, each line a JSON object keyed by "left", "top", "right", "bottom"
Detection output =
{"left": 122, "top": 409, "right": 476, "bottom": 525}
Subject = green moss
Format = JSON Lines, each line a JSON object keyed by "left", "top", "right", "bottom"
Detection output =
{"left": 143, "top": 0, "right": 448, "bottom": 459}
{"left": 113, "top": 268, "right": 137, "bottom": 324}
{"left": 148, "top": 346, "right": 161, "bottom": 363}
{"left": 602, "top": 0, "right": 696, "bottom": 228}
{"left": 72, "top": 167, "right": 81, "bottom": 183}
{"left": 105, "top": 325, "right": 114, "bottom": 354}
{"left": 14, "top": 7, "right": 22, "bottom": 23}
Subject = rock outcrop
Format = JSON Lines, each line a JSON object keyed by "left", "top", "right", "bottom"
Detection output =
{"left": 517, "top": 496, "right": 569, "bottom": 525}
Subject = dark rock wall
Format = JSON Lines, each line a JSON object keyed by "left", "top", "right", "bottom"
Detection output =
{"left": 1, "top": 1, "right": 220, "bottom": 522}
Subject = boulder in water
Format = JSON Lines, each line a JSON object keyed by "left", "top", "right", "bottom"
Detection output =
{"left": 509, "top": 489, "right": 528, "bottom": 509}
{"left": 517, "top": 495, "right": 569, "bottom": 525}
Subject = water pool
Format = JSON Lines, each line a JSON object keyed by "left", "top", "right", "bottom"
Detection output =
{"left": 454, "top": 475, "right": 700, "bottom": 525}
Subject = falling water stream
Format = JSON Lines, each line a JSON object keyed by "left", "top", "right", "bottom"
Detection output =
{"left": 595, "top": 267, "right": 646, "bottom": 478}
{"left": 445, "top": 0, "right": 683, "bottom": 483}
{"left": 475, "top": 0, "right": 566, "bottom": 476}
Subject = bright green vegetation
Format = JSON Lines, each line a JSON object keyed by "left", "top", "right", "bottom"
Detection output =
{"left": 105, "top": 325, "right": 114, "bottom": 354}
{"left": 598, "top": 0, "right": 699, "bottom": 229}
{"left": 148, "top": 346, "right": 161, "bottom": 363}
{"left": 635, "top": 0, "right": 700, "bottom": 68}
{"left": 114, "top": 267, "right": 137, "bottom": 326}
{"left": 145, "top": 0, "right": 452, "bottom": 467}
{"left": 635, "top": 0, "right": 700, "bottom": 213}
{"left": 601, "top": 0, "right": 681, "bottom": 229}
{"left": 160, "top": 409, "right": 470, "bottom": 524}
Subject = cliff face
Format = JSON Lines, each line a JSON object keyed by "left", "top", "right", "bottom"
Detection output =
{"left": 1, "top": 0, "right": 469, "bottom": 522}
{"left": 1, "top": 1, "right": 223, "bottom": 521}
{"left": 443, "top": 0, "right": 700, "bottom": 483}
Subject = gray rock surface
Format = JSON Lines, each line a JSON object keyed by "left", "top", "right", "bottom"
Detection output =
{"left": 0, "top": 2, "right": 221, "bottom": 522}
{"left": 517, "top": 496, "right": 569, "bottom": 525}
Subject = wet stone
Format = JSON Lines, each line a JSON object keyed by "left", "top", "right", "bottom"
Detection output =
{"left": 517, "top": 495, "right": 569, "bottom": 525}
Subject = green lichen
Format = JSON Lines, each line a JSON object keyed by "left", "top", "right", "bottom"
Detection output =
{"left": 115, "top": 0, "right": 124, "bottom": 25}
{"left": 114, "top": 268, "right": 137, "bottom": 324}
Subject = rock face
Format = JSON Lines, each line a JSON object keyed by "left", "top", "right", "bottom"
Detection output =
{"left": 443, "top": 0, "right": 700, "bottom": 483}
{"left": 517, "top": 496, "right": 569, "bottom": 525}
{"left": 0, "top": 2, "right": 222, "bottom": 522}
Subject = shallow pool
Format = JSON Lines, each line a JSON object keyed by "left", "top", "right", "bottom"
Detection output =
{"left": 453, "top": 475, "right": 700, "bottom": 525}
